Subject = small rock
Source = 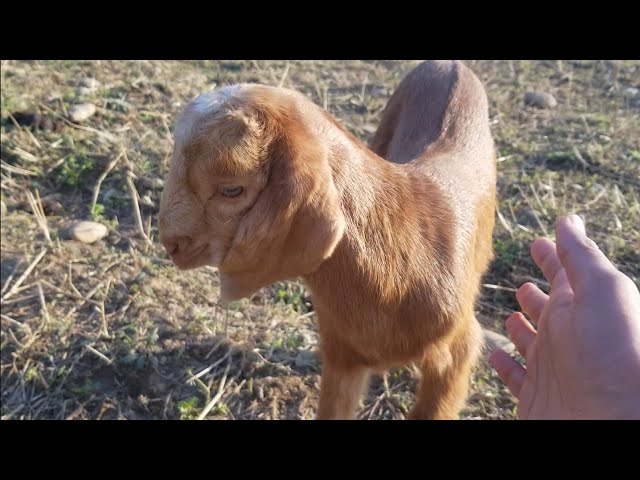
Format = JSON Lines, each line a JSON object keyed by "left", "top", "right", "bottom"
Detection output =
{"left": 220, "top": 62, "right": 243, "bottom": 72}
{"left": 41, "top": 196, "right": 64, "bottom": 215}
{"left": 76, "top": 86, "right": 94, "bottom": 96}
{"left": 569, "top": 60, "right": 594, "bottom": 69}
{"left": 524, "top": 91, "right": 557, "bottom": 109}
{"left": 10, "top": 111, "right": 57, "bottom": 131}
{"left": 69, "top": 221, "right": 108, "bottom": 244}
{"left": 233, "top": 311, "right": 243, "bottom": 319}
{"left": 11, "top": 109, "right": 31, "bottom": 124}
{"left": 76, "top": 78, "right": 101, "bottom": 97}
{"left": 20, "top": 194, "right": 64, "bottom": 216}
{"left": 299, "top": 331, "right": 318, "bottom": 347}
{"left": 483, "top": 329, "right": 515, "bottom": 354}
{"left": 6, "top": 67, "right": 26, "bottom": 77}
{"left": 294, "top": 349, "right": 318, "bottom": 369}
{"left": 362, "top": 123, "right": 378, "bottom": 134}
{"left": 153, "top": 82, "right": 171, "bottom": 96}
{"left": 139, "top": 195, "right": 155, "bottom": 208}
{"left": 78, "top": 77, "right": 101, "bottom": 89}
{"left": 140, "top": 177, "right": 165, "bottom": 190}
{"left": 47, "top": 91, "right": 63, "bottom": 102}
{"left": 68, "top": 103, "right": 97, "bottom": 123}
{"left": 624, "top": 87, "right": 639, "bottom": 99}
{"left": 148, "top": 371, "right": 169, "bottom": 395}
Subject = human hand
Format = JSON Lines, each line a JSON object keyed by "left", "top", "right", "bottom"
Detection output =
{"left": 491, "top": 215, "right": 640, "bottom": 419}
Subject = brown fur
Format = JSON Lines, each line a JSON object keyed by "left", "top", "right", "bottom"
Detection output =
{"left": 159, "top": 60, "right": 497, "bottom": 419}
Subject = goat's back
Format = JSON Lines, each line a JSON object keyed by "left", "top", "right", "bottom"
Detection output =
{"left": 371, "top": 60, "right": 497, "bottom": 298}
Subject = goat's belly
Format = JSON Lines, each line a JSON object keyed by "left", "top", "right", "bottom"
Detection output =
{"left": 326, "top": 310, "right": 458, "bottom": 367}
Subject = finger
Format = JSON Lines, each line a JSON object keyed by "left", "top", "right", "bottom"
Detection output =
{"left": 506, "top": 312, "right": 537, "bottom": 358}
{"left": 530, "top": 238, "right": 574, "bottom": 297}
{"left": 490, "top": 349, "right": 525, "bottom": 398}
{"left": 530, "top": 238, "right": 565, "bottom": 287}
{"left": 555, "top": 215, "right": 616, "bottom": 294}
{"left": 515, "top": 282, "right": 548, "bottom": 325}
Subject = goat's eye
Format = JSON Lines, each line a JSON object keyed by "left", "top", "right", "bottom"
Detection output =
{"left": 221, "top": 186, "right": 243, "bottom": 197}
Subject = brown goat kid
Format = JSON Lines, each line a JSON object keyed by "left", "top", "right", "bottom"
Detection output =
{"left": 159, "top": 61, "right": 497, "bottom": 419}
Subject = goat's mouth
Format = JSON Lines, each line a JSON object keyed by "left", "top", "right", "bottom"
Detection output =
{"left": 170, "top": 243, "right": 210, "bottom": 270}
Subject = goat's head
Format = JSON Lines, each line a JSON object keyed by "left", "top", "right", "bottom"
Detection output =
{"left": 159, "top": 84, "right": 345, "bottom": 302}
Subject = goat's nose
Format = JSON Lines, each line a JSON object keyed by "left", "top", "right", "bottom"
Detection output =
{"left": 161, "top": 235, "right": 191, "bottom": 257}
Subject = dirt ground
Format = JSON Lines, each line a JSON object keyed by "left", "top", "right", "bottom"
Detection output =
{"left": 1, "top": 60, "right": 638, "bottom": 420}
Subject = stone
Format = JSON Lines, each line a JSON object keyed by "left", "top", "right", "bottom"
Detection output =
{"left": 76, "top": 86, "right": 94, "bottom": 96}
{"left": 139, "top": 195, "right": 155, "bottom": 208}
{"left": 362, "top": 123, "right": 378, "bottom": 134}
{"left": 624, "top": 87, "right": 639, "bottom": 99}
{"left": 140, "top": 177, "right": 165, "bottom": 190}
{"left": 294, "top": 349, "right": 318, "bottom": 369}
{"left": 68, "top": 103, "right": 97, "bottom": 123}
{"left": 69, "top": 221, "right": 108, "bottom": 244}
{"left": 524, "top": 91, "right": 557, "bottom": 109}
{"left": 483, "top": 329, "right": 515, "bottom": 354}
{"left": 78, "top": 77, "right": 101, "bottom": 89}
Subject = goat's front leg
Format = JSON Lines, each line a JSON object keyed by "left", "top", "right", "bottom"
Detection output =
{"left": 409, "top": 319, "right": 482, "bottom": 420}
{"left": 316, "top": 338, "right": 370, "bottom": 419}
{"left": 317, "top": 362, "right": 370, "bottom": 419}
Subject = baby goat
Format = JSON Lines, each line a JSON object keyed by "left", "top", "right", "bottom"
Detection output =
{"left": 159, "top": 60, "right": 496, "bottom": 419}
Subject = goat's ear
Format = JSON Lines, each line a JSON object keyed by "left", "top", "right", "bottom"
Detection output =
{"left": 219, "top": 133, "right": 345, "bottom": 302}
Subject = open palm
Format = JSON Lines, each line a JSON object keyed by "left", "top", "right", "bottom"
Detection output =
{"left": 491, "top": 216, "right": 640, "bottom": 420}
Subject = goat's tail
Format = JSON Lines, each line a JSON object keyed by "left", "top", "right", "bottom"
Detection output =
{"left": 369, "top": 60, "right": 492, "bottom": 164}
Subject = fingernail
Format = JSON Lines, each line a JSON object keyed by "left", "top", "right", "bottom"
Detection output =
{"left": 567, "top": 214, "right": 585, "bottom": 234}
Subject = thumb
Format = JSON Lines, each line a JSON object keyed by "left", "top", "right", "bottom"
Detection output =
{"left": 555, "top": 215, "right": 616, "bottom": 294}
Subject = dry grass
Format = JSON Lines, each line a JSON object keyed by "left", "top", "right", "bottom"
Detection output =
{"left": 1, "top": 60, "right": 638, "bottom": 420}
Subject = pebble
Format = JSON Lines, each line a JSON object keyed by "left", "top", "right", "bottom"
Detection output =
{"left": 78, "top": 77, "right": 101, "bottom": 89}
{"left": 524, "top": 91, "right": 557, "bottom": 109}
{"left": 140, "top": 177, "right": 165, "bottom": 190}
{"left": 624, "top": 87, "right": 639, "bottom": 99}
{"left": 69, "top": 221, "right": 108, "bottom": 244}
{"left": 139, "top": 194, "right": 155, "bottom": 208}
{"left": 483, "top": 329, "right": 515, "bottom": 354}
{"left": 294, "top": 349, "right": 318, "bottom": 369}
{"left": 68, "top": 103, "right": 97, "bottom": 123}
{"left": 76, "top": 86, "right": 94, "bottom": 96}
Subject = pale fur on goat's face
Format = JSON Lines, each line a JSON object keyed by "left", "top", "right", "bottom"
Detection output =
{"left": 159, "top": 84, "right": 345, "bottom": 302}
{"left": 159, "top": 85, "right": 267, "bottom": 270}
